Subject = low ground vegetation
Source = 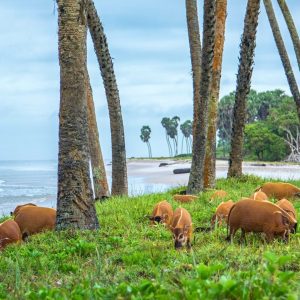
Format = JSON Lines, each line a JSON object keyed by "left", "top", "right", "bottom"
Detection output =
{"left": 0, "top": 176, "right": 300, "bottom": 299}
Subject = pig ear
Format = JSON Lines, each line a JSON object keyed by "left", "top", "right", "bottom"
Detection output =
{"left": 281, "top": 214, "right": 290, "bottom": 226}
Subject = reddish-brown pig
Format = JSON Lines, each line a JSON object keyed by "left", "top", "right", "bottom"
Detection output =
{"left": 0, "top": 220, "right": 22, "bottom": 250}
{"left": 226, "top": 199, "right": 297, "bottom": 243}
{"left": 170, "top": 208, "right": 193, "bottom": 250}
{"left": 211, "top": 200, "right": 234, "bottom": 227}
{"left": 255, "top": 182, "right": 300, "bottom": 200}
{"left": 14, "top": 206, "right": 56, "bottom": 240}
{"left": 150, "top": 200, "right": 173, "bottom": 226}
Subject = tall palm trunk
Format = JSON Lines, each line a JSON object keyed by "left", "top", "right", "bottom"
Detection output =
{"left": 264, "top": 0, "right": 300, "bottom": 120}
{"left": 56, "top": 0, "right": 99, "bottom": 230}
{"left": 277, "top": 0, "right": 300, "bottom": 70}
{"left": 86, "top": 0, "right": 128, "bottom": 196}
{"left": 227, "top": 0, "right": 260, "bottom": 178}
{"left": 204, "top": 0, "right": 227, "bottom": 188}
{"left": 86, "top": 72, "right": 110, "bottom": 200}
{"left": 187, "top": 0, "right": 217, "bottom": 194}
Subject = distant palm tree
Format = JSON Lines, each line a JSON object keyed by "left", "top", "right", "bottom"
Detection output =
{"left": 169, "top": 116, "right": 180, "bottom": 156}
{"left": 180, "top": 120, "right": 193, "bottom": 154}
{"left": 86, "top": 0, "right": 128, "bottom": 196}
{"left": 56, "top": 0, "right": 99, "bottom": 230}
{"left": 140, "top": 126, "right": 152, "bottom": 158}
{"left": 187, "top": 0, "right": 217, "bottom": 194}
{"left": 86, "top": 72, "right": 110, "bottom": 200}
{"left": 263, "top": 0, "right": 300, "bottom": 120}
{"left": 277, "top": 0, "right": 300, "bottom": 70}
{"left": 228, "top": 0, "right": 261, "bottom": 178}
{"left": 161, "top": 117, "right": 173, "bottom": 157}
{"left": 204, "top": 0, "right": 227, "bottom": 188}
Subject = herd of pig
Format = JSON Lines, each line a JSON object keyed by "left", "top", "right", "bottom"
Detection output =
{"left": 150, "top": 182, "right": 298, "bottom": 250}
{"left": 0, "top": 181, "right": 298, "bottom": 252}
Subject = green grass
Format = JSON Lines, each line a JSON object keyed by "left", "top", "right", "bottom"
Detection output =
{"left": 1, "top": 176, "right": 300, "bottom": 299}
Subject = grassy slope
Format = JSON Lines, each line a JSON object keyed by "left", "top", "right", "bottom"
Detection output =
{"left": 0, "top": 176, "right": 300, "bottom": 299}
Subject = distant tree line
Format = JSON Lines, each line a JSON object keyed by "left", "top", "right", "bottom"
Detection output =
{"left": 218, "top": 89, "right": 300, "bottom": 162}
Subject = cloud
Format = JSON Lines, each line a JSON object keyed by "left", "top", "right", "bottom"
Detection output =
{"left": 0, "top": 0, "right": 299, "bottom": 159}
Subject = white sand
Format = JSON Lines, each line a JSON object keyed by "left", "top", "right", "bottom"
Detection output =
{"left": 106, "top": 159, "right": 300, "bottom": 188}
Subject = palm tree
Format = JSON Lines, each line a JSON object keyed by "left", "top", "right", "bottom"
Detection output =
{"left": 227, "top": 0, "right": 261, "bottom": 178}
{"left": 187, "top": 0, "right": 217, "bottom": 194}
{"left": 204, "top": 0, "right": 228, "bottom": 188}
{"left": 140, "top": 126, "right": 152, "bottom": 158}
{"left": 185, "top": 0, "right": 202, "bottom": 132}
{"left": 180, "top": 120, "right": 193, "bottom": 154}
{"left": 161, "top": 117, "right": 173, "bottom": 156}
{"left": 56, "top": 0, "right": 99, "bottom": 230}
{"left": 169, "top": 116, "right": 181, "bottom": 156}
{"left": 86, "top": 72, "right": 110, "bottom": 200}
{"left": 277, "top": 0, "right": 300, "bottom": 70}
{"left": 263, "top": 0, "right": 300, "bottom": 120}
{"left": 86, "top": 0, "right": 128, "bottom": 196}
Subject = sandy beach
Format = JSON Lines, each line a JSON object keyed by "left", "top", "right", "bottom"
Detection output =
{"left": 105, "top": 159, "right": 300, "bottom": 192}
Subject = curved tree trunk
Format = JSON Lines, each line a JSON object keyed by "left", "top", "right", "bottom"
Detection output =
{"left": 204, "top": 0, "right": 227, "bottom": 188}
{"left": 227, "top": 0, "right": 260, "bottom": 178}
{"left": 56, "top": 0, "right": 99, "bottom": 230}
{"left": 277, "top": 0, "right": 300, "bottom": 70}
{"left": 264, "top": 0, "right": 300, "bottom": 120}
{"left": 86, "top": 0, "right": 128, "bottom": 196}
{"left": 86, "top": 72, "right": 110, "bottom": 200}
{"left": 187, "top": 0, "right": 217, "bottom": 194}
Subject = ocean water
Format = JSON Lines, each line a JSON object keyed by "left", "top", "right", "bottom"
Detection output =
{"left": 0, "top": 160, "right": 57, "bottom": 216}
{"left": 0, "top": 160, "right": 170, "bottom": 216}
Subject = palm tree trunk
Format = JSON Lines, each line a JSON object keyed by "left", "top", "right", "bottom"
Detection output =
{"left": 204, "top": 0, "right": 227, "bottom": 188}
{"left": 277, "top": 0, "right": 300, "bottom": 70}
{"left": 227, "top": 0, "right": 260, "bottom": 178}
{"left": 56, "top": 0, "right": 99, "bottom": 230}
{"left": 86, "top": 0, "right": 128, "bottom": 196}
{"left": 86, "top": 72, "right": 110, "bottom": 200}
{"left": 264, "top": 0, "right": 300, "bottom": 119}
{"left": 185, "top": 0, "right": 201, "bottom": 150}
{"left": 187, "top": 0, "right": 217, "bottom": 194}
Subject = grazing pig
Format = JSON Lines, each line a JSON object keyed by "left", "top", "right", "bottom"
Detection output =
{"left": 249, "top": 191, "right": 269, "bottom": 202}
{"left": 170, "top": 208, "right": 193, "bottom": 250}
{"left": 173, "top": 194, "right": 197, "bottom": 203}
{"left": 150, "top": 200, "right": 173, "bottom": 226}
{"left": 11, "top": 203, "right": 37, "bottom": 216}
{"left": 226, "top": 199, "right": 297, "bottom": 243}
{"left": 255, "top": 182, "right": 300, "bottom": 200}
{"left": 0, "top": 220, "right": 22, "bottom": 250}
{"left": 211, "top": 200, "right": 234, "bottom": 227}
{"left": 276, "top": 199, "right": 297, "bottom": 227}
{"left": 209, "top": 190, "right": 228, "bottom": 201}
{"left": 14, "top": 206, "right": 56, "bottom": 240}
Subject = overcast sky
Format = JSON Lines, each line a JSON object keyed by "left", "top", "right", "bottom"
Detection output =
{"left": 0, "top": 0, "right": 299, "bottom": 160}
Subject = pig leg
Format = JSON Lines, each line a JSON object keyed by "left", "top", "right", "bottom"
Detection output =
{"left": 240, "top": 229, "right": 247, "bottom": 244}
{"left": 226, "top": 226, "right": 237, "bottom": 243}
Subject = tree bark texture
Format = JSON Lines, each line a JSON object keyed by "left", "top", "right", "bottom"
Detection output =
{"left": 204, "top": 0, "right": 227, "bottom": 188}
{"left": 56, "top": 0, "right": 99, "bottom": 230}
{"left": 86, "top": 71, "right": 110, "bottom": 200}
{"left": 187, "top": 0, "right": 217, "bottom": 194}
{"left": 264, "top": 0, "right": 300, "bottom": 120}
{"left": 86, "top": 0, "right": 128, "bottom": 196}
{"left": 185, "top": 0, "right": 202, "bottom": 124}
{"left": 277, "top": 0, "right": 300, "bottom": 70}
{"left": 227, "top": 0, "right": 260, "bottom": 178}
